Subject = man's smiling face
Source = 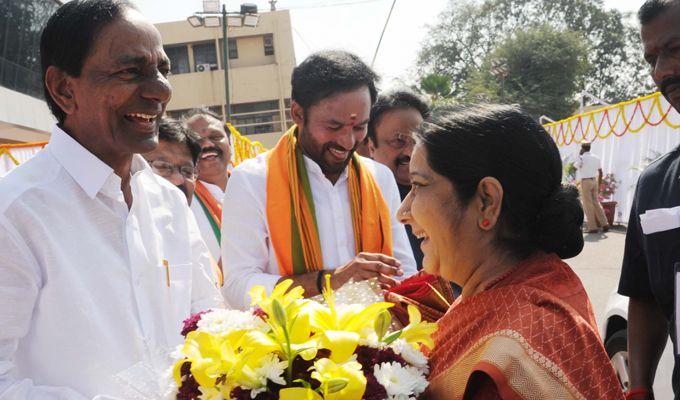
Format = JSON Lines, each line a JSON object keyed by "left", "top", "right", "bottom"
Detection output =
{"left": 65, "top": 9, "right": 172, "bottom": 157}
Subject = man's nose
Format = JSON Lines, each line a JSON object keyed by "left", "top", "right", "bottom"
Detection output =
{"left": 336, "top": 127, "right": 357, "bottom": 150}
{"left": 653, "top": 54, "right": 680, "bottom": 86}
{"left": 167, "top": 170, "right": 185, "bottom": 186}
{"left": 140, "top": 73, "right": 172, "bottom": 104}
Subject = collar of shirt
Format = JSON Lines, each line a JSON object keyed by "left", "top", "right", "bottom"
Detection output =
{"left": 48, "top": 125, "right": 154, "bottom": 200}
{"left": 302, "top": 154, "right": 349, "bottom": 185}
{"left": 199, "top": 179, "right": 226, "bottom": 202}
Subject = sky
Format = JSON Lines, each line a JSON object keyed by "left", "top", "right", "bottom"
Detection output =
{"left": 129, "top": 0, "right": 646, "bottom": 90}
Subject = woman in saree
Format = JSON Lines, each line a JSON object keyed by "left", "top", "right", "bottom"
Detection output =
{"left": 397, "top": 104, "right": 624, "bottom": 399}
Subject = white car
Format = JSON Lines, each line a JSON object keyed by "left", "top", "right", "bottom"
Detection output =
{"left": 601, "top": 292, "right": 674, "bottom": 398}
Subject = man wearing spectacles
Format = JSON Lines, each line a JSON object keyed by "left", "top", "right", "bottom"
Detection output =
{"left": 143, "top": 118, "right": 223, "bottom": 288}
{"left": 183, "top": 108, "right": 232, "bottom": 265}
{"left": 367, "top": 90, "right": 429, "bottom": 268}
{"left": 143, "top": 118, "right": 201, "bottom": 205}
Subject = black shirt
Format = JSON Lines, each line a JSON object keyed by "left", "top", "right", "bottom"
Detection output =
{"left": 619, "top": 146, "right": 680, "bottom": 395}
{"left": 398, "top": 184, "right": 424, "bottom": 269}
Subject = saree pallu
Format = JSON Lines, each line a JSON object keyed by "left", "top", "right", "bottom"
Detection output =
{"left": 426, "top": 253, "right": 623, "bottom": 400}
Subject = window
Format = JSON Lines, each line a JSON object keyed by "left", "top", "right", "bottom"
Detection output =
{"left": 164, "top": 45, "right": 189, "bottom": 75}
{"left": 193, "top": 42, "right": 217, "bottom": 71}
{"left": 0, "top": 0, "right": 60, "bottom": 99}
{"left": 231, "top": 100, "right": 279, "bottom": 114}
{"left": 263, "top": 34, "right": 274, "bottom": 56}
{"left": 230, "top": 100, "right": 282, "bottom": 135}
{"left": 218, "top": 39, "right": 238, "bottom": 62}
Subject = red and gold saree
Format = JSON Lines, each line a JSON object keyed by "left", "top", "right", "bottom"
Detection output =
{"left": 426, "top": 253, "right": 623, "bottom": 400}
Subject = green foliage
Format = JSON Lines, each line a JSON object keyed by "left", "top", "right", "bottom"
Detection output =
{"left": 419, "top": 73, "right": 453, "bottom": 100}
{"left": 418, "top": 0, "right": 656, "bottom": 115}
{"left": 463, "top": 25, "right": 590, "bottom": 119}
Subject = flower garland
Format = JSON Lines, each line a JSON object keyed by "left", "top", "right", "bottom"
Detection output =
{"left": 544, "top": 92, "right": 680, "bottom": 147}
{"left": 226, "top": 123, "right": 268, "bottom": 166}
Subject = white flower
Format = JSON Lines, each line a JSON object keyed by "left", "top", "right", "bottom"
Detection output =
{"left": 253, "top": 354, "right": 287, "bottom": 386}
{"left": 358, "top": 330, "right": 383, "bottom": 349}
{"left": 197, "top": 309, "right": 267, "bottom": 336}
{"left": 373, "top": 362, "right": 429, "bottom": 397}
{"left": 390, "top": 339, "right": 429, "bottom": 372}
{"left": 238, "top": 353, "right": 287, "bottom": 397}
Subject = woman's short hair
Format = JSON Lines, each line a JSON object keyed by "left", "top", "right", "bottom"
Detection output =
{"left": 418, "top": 104, "right": 584, "bottom": 259}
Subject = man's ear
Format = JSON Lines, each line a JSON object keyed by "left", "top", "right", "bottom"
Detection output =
{"left": 475, "top": 177, "right": 504, "bottom": 230}
{"left": 44, "top": 66, "right": 77, "bottom": 117}
{"left": 290, "top": 100, "right": 305, "bottom": 127}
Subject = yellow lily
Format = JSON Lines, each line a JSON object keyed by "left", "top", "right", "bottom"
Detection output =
{"left": 311, "top": 358, "right": 366, "bottom": 400}
{"left": 310, "top": 275, "right": 394, "bottom": 335}
{"left": 249, "top": 279, "right": 308, "bottom": 319}
{"left": 172, "top": 330, "right": 237, "bottom": 388}
{"left": 400, "top": 305, "right": 438, "bottom": 350}
{"left": 279, "top": 387, "right": 323, "bottom": 400}
{"left": 309, "top": 275, "right": 393, "bottom": 358}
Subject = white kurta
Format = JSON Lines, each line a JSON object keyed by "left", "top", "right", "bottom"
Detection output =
{"left": 0, "top": 126, "right": 223, "bottom": 398}
{"left": 220, "top": 152, "right": 417, "bottom": 310}
{"left": 190, "top": 180, "right": 225, "bottom": 262}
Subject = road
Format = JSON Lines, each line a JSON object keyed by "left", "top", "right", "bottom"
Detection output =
{"left": 566, "top": 227, "right": 627, "bottom": 325}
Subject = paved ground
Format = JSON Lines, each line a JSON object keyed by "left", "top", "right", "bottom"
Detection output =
{"left": 566, "top": 226, "right": 627, "bottom": 325}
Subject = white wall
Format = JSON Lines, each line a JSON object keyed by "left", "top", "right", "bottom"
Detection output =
{"left": 0, "top": 86, "right": 54, "bottom": 142}
{"left": 548, "top": 93, "right": 680, "bottom": 224}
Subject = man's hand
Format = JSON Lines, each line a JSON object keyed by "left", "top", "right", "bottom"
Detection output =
{"left": 333, "top": 252, "right": 404, "bottom": 290}
{"left": 628, "top": 297, "right": 668, "bottom": 398}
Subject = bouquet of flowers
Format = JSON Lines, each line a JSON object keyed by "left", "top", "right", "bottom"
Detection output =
{"left": 168, "top": 276, "right": 437, "bottom": 400}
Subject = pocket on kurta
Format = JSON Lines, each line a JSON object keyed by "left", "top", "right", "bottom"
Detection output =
{"left": 158, "top": 262, "right": 193, "bottom": 330}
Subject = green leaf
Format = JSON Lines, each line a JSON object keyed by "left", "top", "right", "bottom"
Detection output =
{"left": 272, "top": 299, "right": 287, "bottom": 329}
{"left": 325, "top": 378, "right": 349, "bottom": 394}
{"left": 382, "top": 330, "right": 402, "bottom": 345}
{"left": 374, "top": 311, "right": 391, "bottom": 340}
{"left": 293, "top": 379, "right": 312, "bottom": 389}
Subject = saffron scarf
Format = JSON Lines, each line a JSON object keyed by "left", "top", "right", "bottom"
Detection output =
{"left": 194, "top": 180, "right": 222, "bottom": 245}
{"left": 266, "top": 125, "right": 393, "bottom": 276}
{"left": 425, "top": 253, "right": 623, "bottom": 400}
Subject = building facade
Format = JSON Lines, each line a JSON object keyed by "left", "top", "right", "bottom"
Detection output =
{"left": 0, "top": 0, "right": 59, "bottom": 143}
{"left": 156, "top": 9, "right": 296, "bottom": 148}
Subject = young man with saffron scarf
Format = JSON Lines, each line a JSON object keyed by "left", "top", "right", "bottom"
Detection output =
{"left": 221, "top": 51, "right": 417, "bottom": 309}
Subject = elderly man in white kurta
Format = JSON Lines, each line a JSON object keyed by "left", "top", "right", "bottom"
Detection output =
{"left": 221, "top": 51, "right": 417, "bottom": 310}
{"left": 0, "top": 2, "right": 222, "bottom": 398}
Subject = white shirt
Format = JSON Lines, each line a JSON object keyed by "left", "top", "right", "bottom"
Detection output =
{"left": 221, "top": 152, "right": 417, "bottom": 309}
{"left": 190, "top": 180, "right": 225, "bottom": 262}
{"left": 0, "top": 126, "right": 223, "bottom": 399}
{"left": 576, "top": 151, "right": 602, "bottom": 179}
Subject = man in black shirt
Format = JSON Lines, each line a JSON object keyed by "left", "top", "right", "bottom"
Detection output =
{"left": 366, "top": 90, "right": 429, "bottom": 268}
{"left": 618, "top": 1, "right": 680, "bottom": 399}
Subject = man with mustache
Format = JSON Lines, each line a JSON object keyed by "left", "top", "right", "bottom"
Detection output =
{"left": 185, "top": 108, "right": 232, "bottom": 263}
{"left": 618, "top": 1, "right": 680, "bottom": 399}
{"left": 0, "top": 0, "right": 223, "bottom": 396}
{"left": 367, "top": 90, "right": 429, "bottom": 268}
{"left": 221, "top": 51, "right": 417, "bottom": 309}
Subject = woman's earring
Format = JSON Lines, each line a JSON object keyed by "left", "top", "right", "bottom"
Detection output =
{"left": 481, "top": 219, "right": 491, "bottom": 228}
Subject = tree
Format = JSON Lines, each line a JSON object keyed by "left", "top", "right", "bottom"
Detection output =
{"left": 417, "top": 0, "right": 655, "bottom": 108}
{"left": 418, "top": 73, "right": 452, "bottom": 100}
{"left": 464, "top": 25, "right": 590, "bottom": 119}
